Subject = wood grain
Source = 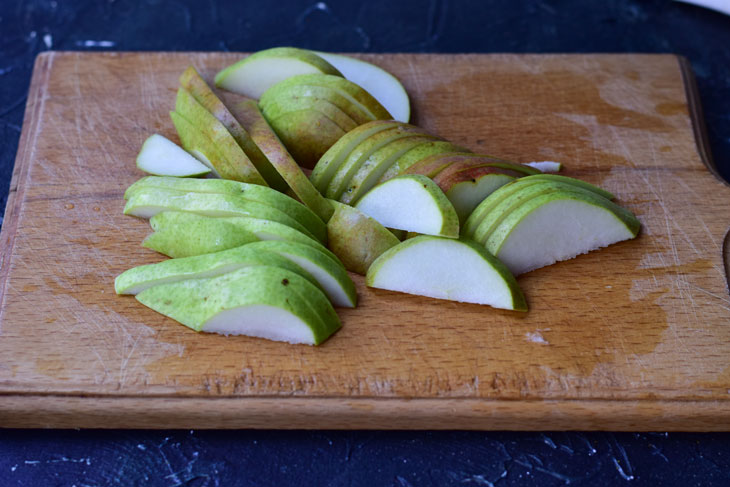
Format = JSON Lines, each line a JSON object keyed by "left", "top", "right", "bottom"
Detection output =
{"left": 1, "top": 52, "right": 729, "bottom": 430}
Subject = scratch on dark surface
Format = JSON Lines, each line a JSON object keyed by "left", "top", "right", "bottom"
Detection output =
{"left": 649, "top": 443, "right": 669, "bottom": 463}
{"left": 425, "top": 0, "right": 448, "bottom": 45}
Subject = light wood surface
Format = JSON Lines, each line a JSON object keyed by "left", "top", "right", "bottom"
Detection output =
{"left": 1, "top": 52, "right": 729, "bottom": 430}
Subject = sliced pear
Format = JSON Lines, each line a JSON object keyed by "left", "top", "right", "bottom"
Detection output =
{"left": 524, "top": 161, "right": 562, "bottom": 172}
{"left": 143, "top": 212, "right": 259, "bottom": 258}
{"left": 243, "top": 240, "right": 357, "bottom": 308}
{"left": 174, "top": 88, "right": 267, "bottom": 185}
{"left": 366, "top": 236, "right": 527, "bottom": 311}
{"left": 179, "top": 66, "right": 288, "bottom": 191}
{"left": 260, "top": 94, "right": 357, "bottom": 133}
{"left": 136, "top": 266, "right": 341, "bottom": 345}
{"left": 116, "top": 244, "right": 319, "bottom": 295}
{"left": 379, "top": 140, "right": 470, "bottom": 182}
{"left": 266, "top": 109, "right": 346, "bottom": 168}
{"left": 315, "top": 51, "right": 410, "bottom": 123}
{"left": 214, "top": 47, "right": 343, "bottom": 99}
{"left": 438, "top": 170, "right": 517, "bottom": 225}
{"left": 339, "top": 135, "right": 440, "bottom": 205}
{"left": 327, "top": 200, "right": 400, "bottom": 275}
{"left": 169, "top": 111, "right": 222, "bottom": 177}
{"left": 310, "top": 120, "right": 397, "bottom": 193}
{"left": 221, "top": 94, "right": 334, "bottom": 223}
{"left": 355, "top": 175, "right": 459, "bottom": 238}
{"left": 485, "top": 190, "right": 640, "bottom": 275}
{"left": 135, "top": 134, "right": 211, "bottom": 177}
{"left": 259, "top": 83, "right": 374, "bottom": 125}
{"left": 123, "top": 187, "right": 317, "bottom": 241}
{"left": 326, "top": 124, "right": 434, "bottom": 200}
{"left": 124, "top": 176, "right": 326, "bottom": 243}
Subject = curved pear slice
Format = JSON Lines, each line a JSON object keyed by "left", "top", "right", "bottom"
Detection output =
{"left": 244, "top": 240, "right": 357, "bottom": 308}
{"left": 179, "top": 66, "right": 288, "bottom": 191}
{"left": 462, "top": 174, "right": 615, "bottom": 238}
{"left": 124, "top": 176, "right": 326, "bottom": 243}
{"left": 327, "top": 200, "right": 400, "bottom": 275}
{"left": 260, "top": 95, "right": 357, "bottom": 133}
{"left": 315, "top": 51, "right": 410, "bottom": 123}
{"left": 143, "top": 212, "right": 259, "bottom": 258}
{"left": 339, "top": 135, "right": 440, "bottom": 205}
{"left": 221, "top": 95, "right": 334, "bottom": 223}
{"left": 135, "top": 134, "right": 211, "bottom": 177}
{"left": 379, "top": 141, "right": 470, "bottom": 182}
{"left": 116, "top": 244, "right": 318, "bottom": 295}
{"left": 440, "top": 171, "right": 516, "bottom": 225}
{"left": 355, "top": 175, "right": 459, "bottom": 238}
{"left": 310, "top": 120, "right": 397, "bottom": 193}
{"left": 136, "top": 266, "right": 341, "bottom": 345}
{"left": 486, "top": 191, "right": 640, "bottom": 275}
{"left": 327, "top": 125, "right": 433, "bottom": 200}
{"left": 267, "top": 109, "right": 346, "bottom": 168}
{"left": 260, "top": 83, "right": 374, "bottom": 125}
{"left": 123, "top": 188, "right": 316, "bottom": 240}
{"left": 366, "top": 236, "right": 527, "bottom": 311}
{"left": 214, "top": 47, "right": 343, "bottom": 99}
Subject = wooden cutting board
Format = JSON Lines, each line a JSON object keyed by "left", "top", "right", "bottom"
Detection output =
{"left": 1, "top": 52, "right": 729, "bottom": 430}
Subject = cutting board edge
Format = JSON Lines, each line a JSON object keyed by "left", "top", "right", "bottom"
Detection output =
{"left": 2, "top": 394, "right": 730, "bottom": 431}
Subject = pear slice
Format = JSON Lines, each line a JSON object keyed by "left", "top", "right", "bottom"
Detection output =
{"left": 438, "top": 170, "right": 517, "bottom": 225}
{"left": 327, "top": 200, "right": 400, "bottom": 275}
{"left": 485, "top": 190, "right": 640, "bottom": 275}
{"left": 326, "top": 125, "right": 435, "bottom": 200}
{"left": 124, "top": 176, "right": 326, "bottom": 243}
{"left": 136, "top": 266, "right": 341, "bottom": 345}
{"left": 123, "top": 187, "right": 317, "bottom": 241}
{"left": 310, "top": 120, "right": 397, "bottom": 193}
{"left": 315, "top": 51, "right": 410, "bottom": 123}
{"left": 524, "top": 161, "right": 562, "bottom": 172}
{"left": 221, "top": 94, "right": 334, "bottom": 223}
{"left": 260, "top": 95, "right": 357, "bottom": 133}
{"left": 462, "top": 174, "right": 615, "bottom": 239}
{"left": 116, "top": 244, "right": 319, "bottom": 295}
{"left": 354, "top": 175, "right": 459, "bottom": 238}
{"left": 174, "top": 87, "right": 267, "bottom": 185}
{"left": 179, "top": 66, "right": 288, "bottom": 191}
{"left": 378, "top": 141, "right": 470, "bottom": 183}
{"left": 143, "top": 212, "right": 260, "bottom": 258}
{"left": 339, "top": 135, "right": 440, "bottom": 205}
{"left": 366, "top": 236, "right": 527, "bottom": 311}
{"left": 266, "top": 109, "right": 346, "bottom": 169}
{"left": 135, "top": 134, "right": 211, "bottom": 177}
{"left": 214, "top": 47, "right": 343, "bottom": 99}
{"left": 243, "top": 240, "right": 357, "bottom": 308}
{"left": 259, "top": 83, "right": 373, "bottom": 125}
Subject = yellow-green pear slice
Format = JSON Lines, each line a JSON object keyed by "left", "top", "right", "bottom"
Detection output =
{"left": 379, "top": 141, "right": 470, "bottom": 183}
{"left": 135, "top": 134, "right": 211, "bottom": 177}
{"left": 267, "top": 109, "right": 346, "bottom": 169}
{"left": 124, "top": 187, "right": 317, "bottom": 241}
{"left": 315, "top": 51, "right": 410, "bottom": 123}
{"left": 116, "top": 244, "right": 319, "bottom": 295}
{"left": 214, "top": 47, "right": 343, "bottom": 99}
{"left": 326, "top": 125, "right": 434, "bottom": 200}
{"left": 179, "top": 66, "right": 288, "bottom": 191}
{"left": 143, "top": 212, "right": 259, "bottom": 258}
{"left": 366, "top": 236, "right": 527, "bottom": 311}
{"left": 221, "top": 94, "right": 334, "bottom": 223}
{"left": 339, "top": 135, "right": 440, "bottom": 205}
{"left": 260, "top": 95, "right": 357, "bottom": 133}
{"left": 326, "top": 200, "right": 400, "bottom": 275}
{"left": 243, "top": 240, "right": 357, "bottom": 308}
{"left": 462, "top": 174, "right": 615, "bottom": 239}
{"left": 136, "top": 266, "right": 341, "bottom": 345}
{"left": 354, "top": 175, "right": 459, "bottom": 238}
{"left": 442, "top": 172, "right": 516, "bottom": 225}
{"left": 169, "top": 111, "right": 222, "bottom": 177}
{"left": 124, "top": 176, "right": 326, "bottom": 243}
{"left": 485, "top": 190, "right": 640, "bottom": 275}
{"left": 260, "top": 83, "right": 374, "bottom": 125}
{"left": 174, "top": 87, "right": 267, "bottom": 185}
{"left": 310, "top": 120, "right": 397, "bottom": 193}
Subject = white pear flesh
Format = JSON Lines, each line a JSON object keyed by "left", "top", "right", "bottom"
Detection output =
{"left": 524, "top": 161, "right": 562, "bottom": 173}
{"left": 489, "top": 194, "right": 640, "bottom": 275}
{"left": 355, "top": 175, "right": 459, "bottom": 238}
{"left": 366, "top": 236, "right": 527, "bottom": 311}
{"left": 315, "top": 51, "right": 410, "bottom": 123}
{"left": 135, "top": 134, "right": 211, "bottom": 177}
{"left": 445, "top": 173, "right": 516, "bottom": 224}
{"left": 214, "top": 47, "right": 342, "bottom": 99}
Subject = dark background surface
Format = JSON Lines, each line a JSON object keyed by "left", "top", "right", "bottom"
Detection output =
{"left": 1, "top": 0, "right": 729, "bottom": 485}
